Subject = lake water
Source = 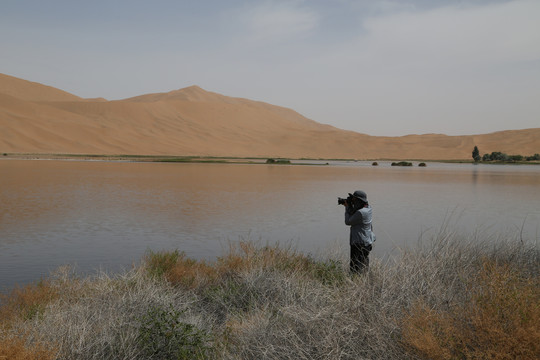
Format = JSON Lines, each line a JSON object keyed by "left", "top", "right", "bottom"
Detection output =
{"left": 1, "top": 159, "right": 539, "bottom": 291}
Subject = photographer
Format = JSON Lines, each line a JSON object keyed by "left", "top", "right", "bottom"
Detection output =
{"left": 339, "top": 190, "right": 376, "bottom": 274}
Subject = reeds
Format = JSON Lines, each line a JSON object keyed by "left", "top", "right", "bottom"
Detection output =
{"left": 1, "top": 232, "right": 538, "bottom": 359}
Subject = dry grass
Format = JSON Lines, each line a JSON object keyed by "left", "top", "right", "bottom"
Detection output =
{"left": 0, "top": 279, "right": 58, "bottom": 327}
{"left": 156, "top": 242, "right": 345, "bottom": 289}
{"left": 402, "top": 260, "right": 540, "bottom": 359}
{"left": 0, "top": 335, "right": 57, "bottom": 360}
{"left": 1, "top": 231, "right": 538, "bottom": 359}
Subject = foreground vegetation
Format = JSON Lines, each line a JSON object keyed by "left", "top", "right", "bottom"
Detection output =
{"left": 1, "top": 233, "right": 539, "bottom": 359}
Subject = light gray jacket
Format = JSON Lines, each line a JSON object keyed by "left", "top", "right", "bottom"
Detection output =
{"left": 345, "top": 205, "right": 376, "bottom": 246}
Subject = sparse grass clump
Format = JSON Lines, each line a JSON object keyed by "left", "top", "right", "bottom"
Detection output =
{"left": 1, "top": 232, "right": 538, "bottom": 359}
{"left": 137, "top": 304, "right": 211, "bottom": 359}
{"left": 146, "top": 242, "right": 346, "bottom": 290}
{"left": 0, "top": 280, "right": 59, "bottom": 359}
{"left": 0, "top": 279, "right": 58, "bottom": 326}
{"left": 144, "top": 249, "right": 182, "bottom": 278}
{"left": 0, "top": 336, "right": 57, "bottom": 360}
{"left": 402, "top": 260, "right": 540, "bottom": 359}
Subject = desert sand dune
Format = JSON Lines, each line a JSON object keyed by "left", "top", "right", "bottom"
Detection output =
{"left": 0, "top": 73, "right": 82, "bottom": 102}
{"left": 0, "top": 73, "right": 538, "bottom": 160}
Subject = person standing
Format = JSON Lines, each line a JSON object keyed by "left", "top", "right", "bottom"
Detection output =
{"left": 341, "top": 190, "right": 376, "bottom": 274}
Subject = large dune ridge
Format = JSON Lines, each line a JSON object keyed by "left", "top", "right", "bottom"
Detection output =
{"left": 0, "top": 73, "right": 538, "bottom": 160}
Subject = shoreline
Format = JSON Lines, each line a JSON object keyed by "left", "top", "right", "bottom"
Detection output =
{"left": 2, "top": 153, "right": 539, "bottom": 165}
{"left": 0, "top": 152, "right": 465, "bottom": 164}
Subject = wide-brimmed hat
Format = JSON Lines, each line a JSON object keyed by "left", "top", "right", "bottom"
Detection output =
{"left": 352, "top": 190, "right": 368, "bottom": 203}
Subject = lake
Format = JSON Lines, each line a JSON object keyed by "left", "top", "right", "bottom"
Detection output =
{"left": 1, "top": 159, "right": 539, "bottom": 291}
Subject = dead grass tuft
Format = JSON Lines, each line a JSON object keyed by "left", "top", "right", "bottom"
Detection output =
{"left": 0, "top": 335, "right": 57, "bottom": 360}
{"left": 218, "top": 243, "right": 346, "bottom": 285}
{"left": 166, "top": 254, "right": 218, "bottom": 289}
{"left": 147, "top": 242, "right": 345, "bottom": 290}
{"left": 402, "top": 259, "right": 540, "bottom": 359}
{"left": 0, "top": 279, "right": 58, "bottom": 327}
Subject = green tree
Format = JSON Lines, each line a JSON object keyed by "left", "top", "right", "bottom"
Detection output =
{"left": 510, "top": 155, "right": 523, "bottom": 162}
{"left": 472, "top": 146, "right": 481, "bottom": 162}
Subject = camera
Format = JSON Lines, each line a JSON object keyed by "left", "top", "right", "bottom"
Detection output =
{"left": 337, "top": 193, "right": 354, "bottom": 206}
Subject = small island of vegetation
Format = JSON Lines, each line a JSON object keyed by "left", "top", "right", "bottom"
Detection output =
{"left": 266, "top": 158, "right": 291, "bottom": 164}
{"left": 472, "top": 146, "right": 540, "bottom": 164}
{"left": 391, "top": 161, "right": 413, "bottom": 167}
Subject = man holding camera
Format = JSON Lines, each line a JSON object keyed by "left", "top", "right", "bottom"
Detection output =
{"left": 339, "top": 190, "right": 376, "bottom": 274}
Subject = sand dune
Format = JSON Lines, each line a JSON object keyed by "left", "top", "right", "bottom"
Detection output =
{"left": 0, "top": 73, "right": 538, "bottom": 160}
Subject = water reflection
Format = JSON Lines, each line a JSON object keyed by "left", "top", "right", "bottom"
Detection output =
{"left": 1, "top": 159, "right": 539, "bottom": 291}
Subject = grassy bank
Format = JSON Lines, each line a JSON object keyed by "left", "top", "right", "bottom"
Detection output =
{"left": 1, "top": 153, "right": 329, "bottom": 166}
{"left": 1, "top": 235, "right": 539, "bottom": 359}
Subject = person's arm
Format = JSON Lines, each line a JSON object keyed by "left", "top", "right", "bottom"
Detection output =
{"left": 345, "top": 208, "right": 363, "bottom": 226}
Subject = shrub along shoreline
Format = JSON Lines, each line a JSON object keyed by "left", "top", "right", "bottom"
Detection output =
{"left": 1, "top": 234, "right": 539, "bottom": 359}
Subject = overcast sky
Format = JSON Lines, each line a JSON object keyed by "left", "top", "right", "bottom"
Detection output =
{"left": 1, "top": 0, "right": 539, "bottom": 136}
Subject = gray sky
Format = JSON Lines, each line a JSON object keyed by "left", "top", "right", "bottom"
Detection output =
{"left": 1, "top": 0, "right": 539, "bottom": 136}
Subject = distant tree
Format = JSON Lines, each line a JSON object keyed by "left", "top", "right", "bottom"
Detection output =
{"left": 472, "top": 146, "right": 481, "bottom": 162}
{"left": 510, "top": 155, "right": 523, "bottom": 162}
{"left": 479, "top": 151, "right": 537, "bottom": 163}
{"left": 488, "top": 151, "right": 508, "bottom": 161}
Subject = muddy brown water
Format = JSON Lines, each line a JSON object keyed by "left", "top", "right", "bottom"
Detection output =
{"left": 1, "top": 159, "right": 539, "bottom": 291}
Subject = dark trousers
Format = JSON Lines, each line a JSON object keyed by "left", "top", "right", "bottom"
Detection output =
{"left": 350, "top": 243, "right": 372, "bottom": 274}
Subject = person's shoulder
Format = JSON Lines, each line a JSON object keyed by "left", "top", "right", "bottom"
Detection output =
{"left": 360, "top": 206, "right": 372, "bottom": 214}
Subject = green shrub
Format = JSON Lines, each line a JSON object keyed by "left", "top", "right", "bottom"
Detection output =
{"left": 510, "top": 154, "right": 524, "bottom": 161}
{"left": 137, "top": 305, "right": 211, "bottom": 359}
{"left": 391, "top": 161, "right": 413, "bottom": 167}
{"left": 266, "top": 158, "right": 290, "bottom": 164}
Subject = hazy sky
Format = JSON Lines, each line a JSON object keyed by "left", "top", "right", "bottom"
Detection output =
{"left": 1, "top": 0, "right": 539, "bottom": 136}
